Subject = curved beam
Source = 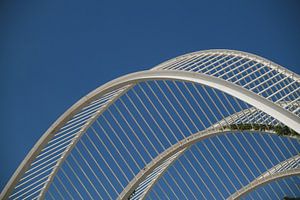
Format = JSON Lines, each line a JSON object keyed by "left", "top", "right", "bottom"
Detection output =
{"left": 257, "top": 154, "right": 300, "bottom": 180}
{"left": 106, "top": 70, "right": 300, "bottom": 132}
{"left": 152, "top": 49, "right": 300, "bottom": 82}
{"left": 228, "top": 155, "right": 300, "bottom": 199}
{"left": 118, "top": 129, "right": 289, "bottom": 199}
{"left": 121, "top": 106, "right": 300, "bottom": 199}
{"left": 44, "top": 70, "right": 300, "bottom": 199}
{"left": 227, "top": 169, "right": 300, "bottom": 200}
{"left": 212, "top": 106, "right": 300, "bottom": 140}
{"left": 215, "top": 101, "right": 300, "bottom": 125}
{"left": 0, "top": 84, "right": 134, "bottom": 200}
{"left": 2, "top": 70, "right": 299, "bottom": 199}
{"left": 129, "top": 148, "right": 188, "bottom": 200}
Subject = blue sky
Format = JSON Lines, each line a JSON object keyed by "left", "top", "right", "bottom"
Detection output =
{"left": 1, "top": 0, "right": 300, "bottom": 191}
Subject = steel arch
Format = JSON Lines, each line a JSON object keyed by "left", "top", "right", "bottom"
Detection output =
{"left": 152, "top": 49, "right": 300, "bottom": 82}
{"left": 227, "top": 154, "right": 300, "bottom": 199}
{"left": 1, "top": 49, "right": 300, "bottom": 200}
{"left": 118, "top": 129, "right": 286, "bottom": 200}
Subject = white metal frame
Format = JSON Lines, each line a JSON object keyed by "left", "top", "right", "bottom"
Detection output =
{"left": 1, "top": 49, "right": 299, "bottom": 200}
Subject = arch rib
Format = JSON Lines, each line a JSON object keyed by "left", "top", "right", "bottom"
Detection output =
{"left": 152, "top": 49, "right": 300, "bottom": 82}
{"left": 119, "top": 129, "right": 288, "bottom": 199}
{"left": 122, "top": 105, "right": 300, "bottom": 199}
{"left": 228, "top": 154, "right": 300, "bottom": 199}
{"left": 1, "top": 70, "right": 299, "bottom": 199}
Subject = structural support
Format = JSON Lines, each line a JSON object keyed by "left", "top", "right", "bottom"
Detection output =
{"left": 2, "top": 49, "right": 299, "bottom": 200}
{"left": 118, "top": 129, "right": 283, "bottom": 199}
{"left": 228, "top": 169, "right": 300, "bottom": 200}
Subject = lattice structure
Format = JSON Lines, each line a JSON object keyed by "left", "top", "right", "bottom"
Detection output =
{"left": 1, "top": 49, "right": 300, "bottom": 200}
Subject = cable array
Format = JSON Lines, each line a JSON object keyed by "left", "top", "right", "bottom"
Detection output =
{"left": 1, "top": 50, "right": 299, "bottom": 200}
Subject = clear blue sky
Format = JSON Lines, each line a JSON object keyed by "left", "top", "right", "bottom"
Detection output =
{"left": 0, "top": 0, "right": 299, "bottom": 190}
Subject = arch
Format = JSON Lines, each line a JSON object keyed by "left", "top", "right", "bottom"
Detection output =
{"left": 152, "top": 49, "right": 300, "bottom": 82}
{"left": 228, "top": 154, "right": 300, "bottom": 199}
{"left": 119, "top": 128, "right": 297, "bottom": 199}
{"left": 1, "top": 50, "right": 299, "bottom": 199}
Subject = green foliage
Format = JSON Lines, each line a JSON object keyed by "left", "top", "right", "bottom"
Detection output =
{"left": 222, "top": 123, "right": 298, "bottom": 137}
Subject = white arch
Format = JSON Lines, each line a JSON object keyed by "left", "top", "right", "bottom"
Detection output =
{"left": 228, "top": 163, "right": 300, "bottom": 199}
{"left": 118, "top": 129, "right": 287, "bottom": 199}
{"left": 1, "top": 50, "right": 299, "bottom": 199}
{"left": 119, "top": 108, "right": 300, "bottom": 199}
{"left": 38, "top": 70, "right": 299, "bottom": 199}
{"left": 152, "top": 49, "right": 300, "bottom": 82}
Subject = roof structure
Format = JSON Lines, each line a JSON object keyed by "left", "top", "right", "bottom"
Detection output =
{"left": 1, "top": 49, "right": 300, "bottom": 200}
